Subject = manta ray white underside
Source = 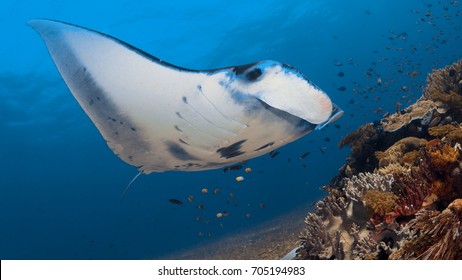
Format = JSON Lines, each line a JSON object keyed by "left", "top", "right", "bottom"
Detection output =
{"left": 30, "top": 19, "right": 343, "bottom": 174}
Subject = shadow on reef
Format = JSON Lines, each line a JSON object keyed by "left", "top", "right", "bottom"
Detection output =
{"left": 297, "top": 59, "right": 462, "bottom": 260}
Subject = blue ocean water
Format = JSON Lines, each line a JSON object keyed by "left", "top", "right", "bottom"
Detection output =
{"left": 0, "top": 0, "right": 460, "bottom": 259}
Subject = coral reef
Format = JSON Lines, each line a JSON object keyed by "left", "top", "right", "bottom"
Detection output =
{"left": 297, "top": 59, "right": 462, "bottom": 260}
{"left": 425, "top": 60, "right": 462, "bottom": 110}
{"left": 429, "top": 124, "right": 462, "bottom": 143}
{"left": 390, "top": 199, "right": 462, "bottom": 260}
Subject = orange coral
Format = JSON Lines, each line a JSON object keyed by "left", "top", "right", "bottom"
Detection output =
{"left": 424, "top": 139, "right": 460, "bottom": 171}
{"left": 431, "top": 179, "right": 453, "bottom": 200}
{"left": 402, "top": 150, "right": 420, "bottom": 166}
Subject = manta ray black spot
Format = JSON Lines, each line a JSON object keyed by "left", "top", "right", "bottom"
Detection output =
{"left": 205, "top": 162, "right": 223, "bottom": 168}
{"left": 182, "top": 96, "right": 188, "bottom": 104}
{"left": 246, "top": 68, "right": 262, "bottom": 80}
{"left": 166, "top": 140, "right": 197, "bottom": 160}
{"left": 130, "top": 127, "right": 136, "bottom": 131}
{"left": 217, "top": 140, "right": 246, "bottom": 159}
{"left": 179, "top": 138, "right": 189, "bottom": 145}
{"left": 255, "top": 142, "right": 274, "bottom": 151}
{"left": 174, "top": 125, "right": 183, "bottom": 132}
{"left": 223, "top": 164, "right": 243, "bottom": 172}
{"left": 233, "top": 62, "right": 258, "bottom": 75}
{"left": 270, "top": 151, "right": 280, "bottom": 159}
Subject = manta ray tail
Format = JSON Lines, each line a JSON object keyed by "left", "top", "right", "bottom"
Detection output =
{"left": 120, "top": 171, "right": 143, "bottom": 201}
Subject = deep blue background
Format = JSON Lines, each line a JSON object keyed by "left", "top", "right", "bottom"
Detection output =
{"left": 0, "top": 0, "right": 460, "bottom": 259}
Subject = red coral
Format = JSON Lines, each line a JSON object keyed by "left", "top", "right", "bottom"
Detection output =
{"left": 386, "top": 170, "right": 431, "bottom": 222}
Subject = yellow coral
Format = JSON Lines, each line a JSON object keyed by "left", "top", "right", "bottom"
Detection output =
{"left": 429, "top": 124, "right": 462, "bottom": 142}
{"left": 425, "top": 139, "right": 460, "bottom": 170}
{"left": 363, "top": 189, "right": 398, "bottom": 216}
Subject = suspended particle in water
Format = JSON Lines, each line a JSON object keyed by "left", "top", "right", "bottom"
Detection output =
{"left": 245, "top": 167, "right": 252, "bottom": 173}
{"left": 236, "top": 176, "right": 244, "bottom": 182}
{"left": 201, "top": 188, "right": 208, "bottom": 194}
{"left": 187, "top": 195, "right": 194, "bottom": 202}
{"left": 216, "top": 212, "right": 223, "bottom": 218}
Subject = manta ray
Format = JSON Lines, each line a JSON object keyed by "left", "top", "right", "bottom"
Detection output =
{"left": 29, "top": 19, "right": 343, "bottom": 175}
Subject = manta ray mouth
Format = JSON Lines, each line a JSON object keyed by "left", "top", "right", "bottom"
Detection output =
{"left": 256, "top": 99, "right": 317, "bottom": 133}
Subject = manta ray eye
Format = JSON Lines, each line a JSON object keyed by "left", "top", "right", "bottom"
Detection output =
{"left": 246, "top": 68, "right": 262, "bottom": 81}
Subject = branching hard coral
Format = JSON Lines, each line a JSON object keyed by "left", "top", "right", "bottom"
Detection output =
{"left": 352, "top": 233, "right": 380, "bottom": 260}
{"left": 332, "top": 230, "right": 345, "bottom": 260}
{"left": 344, "top": 172, "right": 394, "bottom": 202}
{"left": 390, "top": 199, "right": 462, "bottom": 260}
{"left": 298, "top": 213, "right": 332, "bottom": 259}
{"left": 344, "top": 173, "right": 401, "bottom": 225}
{"left": 377, "top": 163, "right": 409, "bottom": 176}
{"left": 315, "top": 193, "right": 346, "bottom": 224}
